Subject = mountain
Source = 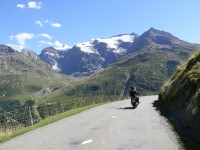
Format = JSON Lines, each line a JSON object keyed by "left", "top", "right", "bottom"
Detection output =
{"left": 128, "top": 27, "right": 192, "bottom": 53}
{"left": 39, "top": 28, "right": 199, "bottom": 77}
{"left": 0, "top": 44, "right": 15, "bottom": 54}
{"left": 39, "top": 47, "right": 64, "bottom": 72}
{"left": 2, "top": 28, "right": 199, "bottom": 106}
{"left": 158, "top": 51, "right": 200, "bottom": 150}
{"left": 39, "top": 33, "right": 138, "bottom": 76}
{"left": 0, "top": 45, "right": 70, "bottom": 102}
{"left": 0, "top": 45, "right": 74, "bottom": 129}
{"left": 21, "top": 48, "right": 39, "bottom": 59}
{"left": 39, "top": 28, "right": 200, "bottom": 105}
{"left": 0, "top": 28, "right": 199, "bottom": 133}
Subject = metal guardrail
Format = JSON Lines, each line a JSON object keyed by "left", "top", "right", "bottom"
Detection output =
{"left": 0, "top": 101, "right": 65, "bottom": 133}
{"left": 0, "top": 94, "right": 129, "bottom": 133}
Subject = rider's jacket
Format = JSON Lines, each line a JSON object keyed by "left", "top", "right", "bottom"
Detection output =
{"left": 130, "top": 89, "right": 138, "bottom": 97}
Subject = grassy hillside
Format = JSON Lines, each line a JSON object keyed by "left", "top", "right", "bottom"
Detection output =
{"left": 158, "top": 50, "right": 200, "bottom": 150}
{"left": 0, "top": 46, "right": 72, "bottom": 113}
{"left": 0, "top": 52, "right": 70, "bottom": 99}
{"left": 0, "top": 46, "right": 74, "bottom": 131}
{"left": 41, "top": 47, "right": 199, "bottom": 107}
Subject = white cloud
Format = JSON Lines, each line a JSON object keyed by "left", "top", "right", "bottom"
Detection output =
{"left": 35, "top": 20, "right": 62, "bottom": 28}
{"left": 35, "top": 20, "right": 43, "bottom": 28}
{"left": 54, "top": 41, "right": 63, "bottom": 47}
{"left": 39, "top": 41, "right": 53, "bottom": 45}
{"left": 17, "top": 4, "right": 25, "bottom": 8}
{"left": 9, "top": 33, "right": 36, "bottom": 51}
{"left": 39, "top": 40, "right": 60, "bottom": 47}
{"left": 28, "top": 1, "right": 42, "bottom": 9}
{"left": 50, "top": 23, "right": 62, "bottom": 28}
{"left": 40, "top": 34, "right": 52, "bottom": 39}
{"left": 16, "top": 2, "right": 42, "bottom": 9}
{"left": 10, "top": 33, "right": 35, "bottom": 46}
{"left": 9, "top": 32, "right": 68, "bottom": 51}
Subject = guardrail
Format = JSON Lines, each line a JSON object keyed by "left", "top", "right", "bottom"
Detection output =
{"left": 0, "top": 95, "right": 130, "bottom": 133}
{"left": 0, "top": 101, "right": 65, "bottom": 133}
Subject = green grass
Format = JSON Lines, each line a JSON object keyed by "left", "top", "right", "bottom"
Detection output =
{"left": 0, "top": 51, "right": 72, "bottom": 103}
{"left": 0, "top": 102, "right": 108, "bottom": 143}
{"left": 41, "top": 48, "right": 196, "bottom": 105}
{"left": 158, "top": 50, "right": 200, "bottom": 150}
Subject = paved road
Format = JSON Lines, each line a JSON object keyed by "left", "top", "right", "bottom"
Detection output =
{"left": 0, "top": 96, "right": 180, "bottom": 150}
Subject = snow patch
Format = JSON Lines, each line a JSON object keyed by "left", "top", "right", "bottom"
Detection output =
{"left": 76, "top": 41, "right": 98, "bottom": 54}
{"left": 52, "top": 63, "right": 61, "bottom": 72}
{"left": 45, "top": 52, "right": 55, "bottom": 56}
{"left": 113, "top": 48, "right": 127, "bottom": 54}
{"left": 76, "top": 34, "right": 135, "bottom": 54}
{"left": 96, "top": 34, "right": 135, "bottom": 51}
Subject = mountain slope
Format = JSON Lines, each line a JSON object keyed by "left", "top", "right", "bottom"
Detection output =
{"left": 128, "top": 27, "right": 191, "bottom": 53}
{"left": 40, "top": 38, "right": 199, "bottom": 105}
{"left": 21, "top": 48, "right": 39, "bottom": 59}
{"left": 2, "top": 28, "right": 199, "bottom": 109}
{"left": 39, "top": 47, "right": 63, "bottom": 72}
{"left": 0, "top": 45, "right": 75, "bottom": 129}
{"left": 0, "top": 45, "right": 70, "bottom": 102}
{"left": 158, "top": 51, "right": 200, "bottom": 149}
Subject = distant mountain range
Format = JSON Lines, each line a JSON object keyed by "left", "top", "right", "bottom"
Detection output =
{"left": 38, "top": 28, "right": 199, "bottom": 77}
{"left": 39, "top": 33, "right": 138, "bottom": 76}
{"left": 0, "top": 28, "right": 199, "bottom": 102}
{"left": 38, "top": 28, "right": 200, "bottom": 103}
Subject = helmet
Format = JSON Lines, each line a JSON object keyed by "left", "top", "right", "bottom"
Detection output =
{"left": 131, "top": 86, "right": 136, "bottom": 90}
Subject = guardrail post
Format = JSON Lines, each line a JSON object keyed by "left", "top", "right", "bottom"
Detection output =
{"left": 29, "top": 107, "right": 34, "bottom": 126}
{"left": 61, "top": 102, "right": 64, "bottom": 113}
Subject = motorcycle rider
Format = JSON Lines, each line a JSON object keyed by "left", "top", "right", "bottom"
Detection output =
{"left": 130, "top": 86, "right": 140, "bottom": 103}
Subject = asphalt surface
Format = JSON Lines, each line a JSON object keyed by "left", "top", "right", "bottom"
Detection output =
{"left": 0, "top": 96, "right": 181, "bottom": 150}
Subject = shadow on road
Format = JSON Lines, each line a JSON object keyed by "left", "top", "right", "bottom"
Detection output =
{"left": 118, "top": 107, "right": 135, "bottom": 110}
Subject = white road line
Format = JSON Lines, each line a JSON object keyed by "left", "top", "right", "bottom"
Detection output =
{"left": 112, "top": 116, "right": 117, "bottom": 118}
{"left": 81, "top": 139, "right": 93, "bottom": 145}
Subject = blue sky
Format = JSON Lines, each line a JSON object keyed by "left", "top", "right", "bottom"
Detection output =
{"left": 1, "top": 0, "right": 200, "bottom": 54}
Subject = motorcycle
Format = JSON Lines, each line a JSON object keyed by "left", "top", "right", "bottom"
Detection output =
{"left": 131, "top": 96, "right": 139, "bottom": 108}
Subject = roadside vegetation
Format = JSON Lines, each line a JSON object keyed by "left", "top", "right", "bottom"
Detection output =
{"left": 157, "top": 50, "right": 200, "bottom": 150}
{"left": 0, "top": 102, "right": 107, "bottom": 143}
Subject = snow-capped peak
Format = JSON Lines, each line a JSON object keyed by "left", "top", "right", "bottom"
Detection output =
{"left": 76, "top": 41, "right": 98, "bottom": 54}
{"left": 96, "top": 34, "right": 135, "bottom": 48}
{"left": 111, "top": 34, "right": 136, "bottom": 42}
{"left": 76, "top": 34, "right": 136, "bottom": 54}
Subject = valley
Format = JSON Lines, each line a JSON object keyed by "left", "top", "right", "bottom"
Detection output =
{"left": 0, "top": 28, "right": 199, "bottom": 149}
